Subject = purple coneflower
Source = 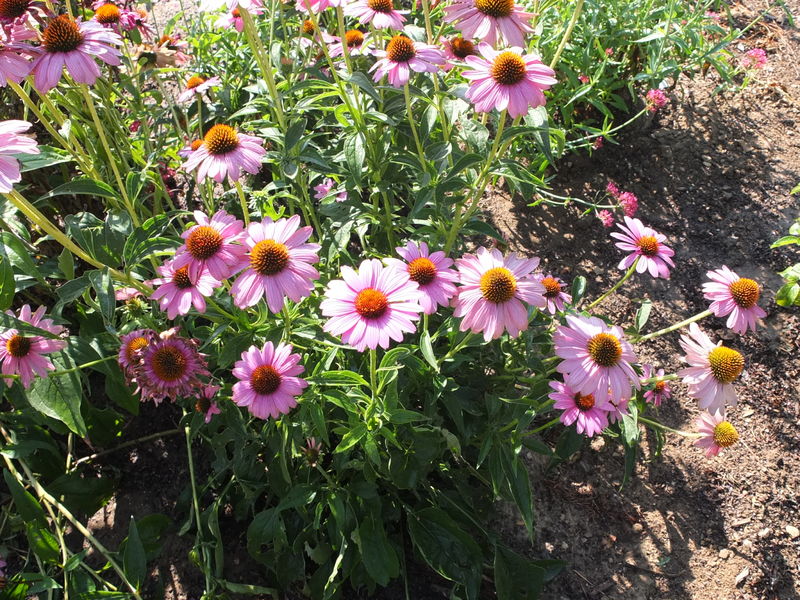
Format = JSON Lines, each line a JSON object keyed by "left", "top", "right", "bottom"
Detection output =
{"left": 610, "top": 216, "right": 674, "bottom": 279}
{"left": 232, "top": 342, "right": 307, "bottom": 420}
{"left": 385, "top": 241, "right": 458, "bottom": 315}
{"left": 172, "top": 209, "right": 247, "bottom": 281}
{"left": 549, "top": 379, "right": 609, "bottom": 438}
{"left": 177, "top": 74, "right": 221, "bottom": 103}
{"left": 134, "top": 330, "right": 209, "bottom": 404}
{"left": 533, "top": 273, "right": 571, "bottom": 314}
{"left": 640, "top": 364, "right": 671, "bottom": 406}
{"left": 370, "top": 35, "right": 445, "bottom": 88}
{"left": 695, "top": 411, "right": 739, "bottom": 457}
{"left": 443, "top": 0, "right": 534, "bottom": 47}
{"left": 0, "top": 119, "right": 39, "bottom": 193}
{"left": 0, "top": 305, "right": 66, "bottom": 389}
{"left": 150, "top": 259, "right": 222, "bottom": 319}
{"left": 702, "top": 266, "right": 766, "bottom": 334}
{"left": 345, "top": 0, "right": 407, "bottom": 30}
{"left": 183, "top": 123, "right": 265, "bottom": 183}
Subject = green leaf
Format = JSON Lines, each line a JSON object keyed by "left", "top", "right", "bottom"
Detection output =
{"left": 770, "top": 235, "right": 800, "bottom": 248}
{"left": 26, "top": 354, "right": 87, "bottom": 437}
{"left": 123, "top": 518, "right": 147, "bottom": 587}
{"left": 776, "top": 282, "right": 800, "bottom": 307}
{"left": 17, "top": 146, "right": 72, "bottom": 172}
{"left": 36, "top": 178, "right": 119, "bottom": 202}
{"left": 571, "top": 276, "right": 587, "bottom": 304}
{"left": 635, "top": 299, "right": 652, "bottom": 332}
{"left": 47, "top": 470, "right": 117, "bottom": 516}
{"left": 357, "top": 514, "right": 399, "bottom": 586}
{"left": 88, "top": 269, "right": 115, "bottom": 326}
{"left": 219, "top": 581, "right": 280, "bottom": 596}
{"left": 334, "top": 423, "right": 367, "bottom": 453}
{"left": 1, "top": 232, "right": 45, "bottom": 285}
{"left": 309, "top": 370, "right": 370, "bottom": 388}
{"left": 419, "top": 329, "right": 438, "bottom": 371}
{"left": 407, "top": 507, "right": 483, "bottom": 599}
{"left": 58, "top": 248, "right": 74, "bottom": 280}
{"left": 494, "top": 545, "right": 546, "bottom": 600}
{"left": 4, "top": 469, "right": 47, "bottom": 524}
{"left": 344, "top": 132, "right": 366, "bottom": 185}
{"left": 0, "top": 255, "right": 15, "bottom": 310}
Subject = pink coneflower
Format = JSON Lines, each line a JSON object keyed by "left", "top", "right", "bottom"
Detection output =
{"left": 442, "top": 36, "right": 476, "bottom": 69}
{"left": 702, "top": 266, "right": 766, "bottom": 334}
{"left": 0, "top": 23, "right": 34, "bottom": 86}
{"left": 0, "top": 0, "right": 45, "bottom": 24}
{"left": 453, "top": 247, "right": 546, "bottom": 341}
{"left": 328, "top": 29, "right": 374, "bottom": 58}
{"left": 554, "top": 315, "right": 639, "bottom": 405}
{"left": 695, "top": 411, "right": 739, "bottom": 457}
{"left": 462, "top": 43, "right": 557, "bottom": 117}
{"left": 232, "top": 342, "right": 307, "bottom": 420}
{"left": 549, "top": 380, "right": 609, "bottom": 438}
{"left": 741, "top": 48, "right": 767, "bottom": 70}
{"left": 117, "top": 328, "right": 155, "bottom": 377}
{"left": 134, "top": 330, "right": 209, "bottom": 404}
{"left": 195, "top": 384, "right": 221, "bottom": 423}
{"left": 678, "top": 323, "right": 743, "bottom": 413}
{"left": 0, "top": 120, "right": 39, "bottom": 193}
{"left": 115, "top": 286, "right": 143, "bottom": 301}
{"left": 610, "top": 216, "right": 674, "bottom": 279}
{"left": 645, "top": 88, "right": 668, "bottom": 113}
{"left": 183, "top": 123, "right": 265, "bottom": 183}
{"left": 384, "top": 241, "right": 458, "bottom": 315}
{"left": 345, "top": 0, "right": 407, "bottom": 29}
{"left": 177, "top": 75, "right": 221, "bottom": 103}
{"left": 597, "top": 209, "right": 614, "bottom": 228}
{"left": 313, "top": 177, "right": 347, "bottom": 202}
{"left": 640, "top": 364, "right": 671, "bottom": 406}
{"left": 295, "top": 0, "right": 341, "bottom": 13}
{"left": 201, "top": 0, "right": 263, "bottom": 12}
{"left": 533, "top": 273, "right": 571, "bottom": 314}
{"left": 172, "top": 209, "right": 247, "bottom": 281}
{"left": 215, "top": 6, "right": 264, "bottom": 31}
{"left": 618, "top": 191, "right": 638, "bottom": 217}
{"left": 443, "top": 0, "right": 533, "bottom": 47}
{"left": 301, "top": 437, "right": 323, "bottom": 466}
{"left": 230, "top": 215, "right": 320, "bottom": 311}
{"left": 154, "top": 34, "right": 190, "bottom": 66}
{"left": 30, "top": 14, "right": 122, "bottom": 92}
{"left": 150, "top": 259, "right": 222, "bottom": 319}
{"left": 0, "top": 305, "right": 66, "bottom": 389}
{"left": 705, "top": 10, "right": 722, "bottom": 22}
{"left": 370, "top": 35, "right": 445, "bottom": 88}
{"left": 179, "top": 139, "right": 204, "bottom": 158}
{"left": 321, "top": 258, "right": 423, "bottom": 351}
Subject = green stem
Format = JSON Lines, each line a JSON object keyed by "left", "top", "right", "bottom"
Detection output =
{"left": 522, "top": 416, "right": 561, "bottom": 437}
{"left": 50, "top": 355, "right": 116, "bottom": 378}
{"left": 585, "top": 259, "right": 638, "bottom": 310}
{"left": 635, "top": 309, "right": 713, "bottom": 343}
{"left": 240, "top": 7, "right": 287, "bottom": 129}
{"left": 549, "top": 0, "right": 585, "bottom": 69}
{"left": 638, "top": 416, "right": 698, "bottom": 438}
{"left": 403, "top": 84, "right": 426, "bottom": 167}
{"left": 234, "top": 180, "right": 250, "bottom": 225}
{"left": 72, "top": 428, "right": 183, "bottom": 467}
{"left": 4, "top": 189, "right": 152, "bottom": 295}
{"left": 185, "top": 425, "right": 213, "bottom": 593}
{"left": 369, "top": 349, "right": 378, "bottom": 399}
{"left": 381, "top": 190, "right": 396, "bottom": 250}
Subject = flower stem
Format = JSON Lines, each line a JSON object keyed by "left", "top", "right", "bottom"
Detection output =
{"left": 50, "top": 355, "right": 116, "bottom": 378}
{"left": 403, "top": 84, "right": 426, "bottom": 167}
{"left": 369, "top": 348, "right": 378, "bottom": 400}
{"left": 585, "top": 258, "right": 638, "bottom": 310}
{"left": 185, "top": 424, "right": 213, "bottom": 593}
{"left": 234, "top": 180, "right": 251, "bottom": 226}
{"left": 523, "top": 416, "right": 561, "bottom": 437}
{"left": 549, "top": 0, "right": 585, "bottom": 69}
{"left": 240, "top": 7, "right": 287, "bottom": 130}
{"left": 635, "top": 309, "right": 713, "bottom": 343}
{"left": 72, "top": 428, "right": 183, "bottom": 467}
{"left": 638, "top": 416, "right": 699, "bottom": 438}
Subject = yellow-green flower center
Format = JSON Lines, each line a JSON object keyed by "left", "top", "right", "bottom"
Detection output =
{"left": 712, "top": 421, "right": 739, "bottom": 447}
{"left": 729, "top": 278, "right": 760, "bottom": 309}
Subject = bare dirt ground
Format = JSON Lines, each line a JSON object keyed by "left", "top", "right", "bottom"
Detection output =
{"left": 81, "top": 1, "right": 800, "bottom": 599}
{"left": 487, "top": 2, "right": 800, "bottom": 598}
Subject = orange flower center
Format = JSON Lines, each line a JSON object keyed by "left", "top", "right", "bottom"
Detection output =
{"left": 408, "top": 257, "right": 437, "bottom": 286}
{"left": 250, "top": 364, "right": 281, "bottom": 395}
{"left": 0, "top": 0, "right": 30, "bottom": 20}
{"left": 301, "top": 19, "right": 315, "bottom": 34}
{"left": 635, "top": 235, "right": 659, "bottom": 256}
{"left": 186, "top": 75, "right": 206, "bottom": 89}
{"left": 232, "top": 7, "right": 241, "bottom": 17}
{"left": 712, "top": 421, "right": 739, "bottom": 447}
{"left": 186, "top": 225, "right": 223, "bottom": 260}
{"left": 344, "top": 29, "right": 365, "bottom": 47}
{"left": 541, "top": 276, "right": 562, "bottom": 298}
{"left": 6, "top": 334, "right": 31, "bottom": 358}
{"left": 195, "top": 397, "right": 211, "bottom": 414}
{"left": 575, "top": 393, "right": 595, "bottom": 411}
{"left": 151, "top": 345, "right": 187, "bottom": 382}
{"left": 491, "top": 52, "right": 527, "bottom": 85}
{"left": 587, "top": 333, "right": 622, "bottom": 367}
{"left": 450, "top": 37, "right": 475, "bottom": 58}
{"left": 95, "top": 3, "right": 121, "bottom": 24}
{"left": 355, "top": 288, "right": 389, "bottom": 319}
{"left": 204, "top": 124, "right": 239, "bottom": 155}
{"left": 654, "top": 381, "right": 666, "bottom": 393}
{"left": 250, "top": 240, "right": 290, "bottom": 275}
{"left": 172, "top": 266, "right": 193, "bottom": 289}
{"left": 125, "top": 336, "right": 149, "bottom": 363}
{"left": 479, "top": 267, "right": 517, "bottom": 303}
{"left": 386, "top": 35, "right": 415, "bottom": 63}
{"left": 43, "top": 15, "right": 85, "bottom": 53}
{"left": 729, "top": 278, "right": 760, "bottom": 309}
{"left": 475, "top": 0, "right": 513, "bottom": 18}
{"left": 190, "top": 139, "right": 204, "bottom": 151}
{"left": 367, "top": 0, "right": 393, "bottom": 12}
{"left": 707, "top": 347, "right": 744, "bottom": 384}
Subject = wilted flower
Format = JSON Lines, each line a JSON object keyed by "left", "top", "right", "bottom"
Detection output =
{"left": 232, "top": 342, "right": 307, "bottom": 420}
{"left": 301, "top": 437, "right": 323, "bottom": 466}
{"left": 195, "top": 384, "right": 221, "bottom": 423}
{"left": 695, "top": 411, "right": 739, "bottom": 457}
{"left": 678, "top": 323, "right": 742, "bottom": 413}
{"left": 321, "top": 258, "right": 423, "bottom": 351}
{"left": 454, "top": 247, "right": 546, "bottom": 341}
{"left": 0, "top": 305, "right": 67, "bottom": 389}
{"left": 462, "top": 43, "right": 556, "bottom": 117}
{"left": 118, "top": 329, "right": 156, "bottom": 379}
{"left": 134, "top": 329, "right": 210, "bottom": 404}
{"left": 702, "top": 266, "right": 766, "bottom": 334}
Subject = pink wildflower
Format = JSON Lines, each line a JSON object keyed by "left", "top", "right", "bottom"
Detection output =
{"left": 215, "top": 6, "right": 264, "bottom": 31}
{"left": 195, "top": 384, "right": 221, "bottom": 423}
{"left": 645, "top": 89, "right": 668, "bottom": 113}
{"left": 371, "top": 35, "right": 445, "bottom": 88}
{"left": 384, "top": 241, "right": 458, "bottom": 315}
{"left": 578, "top": 74, "right": 589, "bottom": 84}
{"left": 230, "top": 215, "right": 321, "bottom": 311}
{"left": 605, "top": 181, "right": 620, "bottom": 197}
{"left": 605, "top": 47, "right": 614, "bottom": 56}
{"left": 554, "top": 315, "right": 640, "bottom": 405}
{"left": 453, "top": 247, "right": 546, "bottom": 341}
{"left": 232, "top": 342, "right": 307, "bottom": 420}
{"left": 173, "top": 209, "right": 247, "bottom": 281}
{"left": 702, "top": 266, "right": 766, "bottom": 334}
{"left": 0, "top": 305, "right": 67, "bottom": 389}
{"left": 0, "top": 23, "right": 34, "bottom": 86}
{"left": 741, "top": 48, "right": 767, "bottom": 70}
{"left": 177, "top": 75, "right": 221, "bottom": 103}
{"left": 618, "top": 191, "right": 638, "bottom": 217}
{"left": 597, "top": 209, "right": 614, "bottom": 228}
{"left": 610, "top": 216, "right": 675, "bottom": 279}
{"left": 150, "top": 259, "right": 222, "bottom": 319}
{"left": 321, "top": 258, "right": 423, "bottom": 351}
{"left": 534, "top": 273, "right": 571, "bottom": 314}
{"left": 345, "top": 0, "right": 407, "bottom": 30}
{"left": 0, "top": 120, "right": 39, "bottom": 193}
{"left": 462, "top": 43, "right": 556, "bottom": 117}
{"left": 640, "top": 364, "right": 671, "bottom": 406}
{"left": 549, "top": 380, "right": 609, "bottom": 438}
{"left": 313, "top": 177, "right": 347, "bottom": 202}
{"left": 183, "top": 124, "right": 266, "bottom": 183}
{"left": 327, "top": 29, "right": 374, "bottom": 58}
{"left": 592, "top": 136, "right": 603, "bottom": 150}
{"left": 678, "top": 323, "right": 743, "bottom": 413}
{"left": 695, "top": 411, "right": 739, "bottom": 457}
{"left": 443, "top": 0, "right": 534, "bottom": 47}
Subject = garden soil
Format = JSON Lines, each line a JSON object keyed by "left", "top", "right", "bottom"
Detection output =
{"left": 83, "top": 1, "right": 800, "bottom": 599}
